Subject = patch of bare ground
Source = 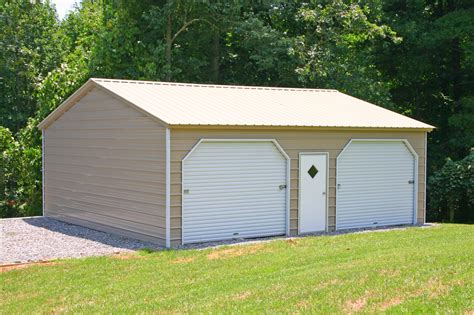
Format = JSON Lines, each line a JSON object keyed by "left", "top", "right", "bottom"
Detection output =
{"left": 296, "top": 299, "right": 310, "bottom": 310}
{"left": 0, "top": 261, "right": 62, "bottom": 273}
{"left": 286, "top": 239, "right": 300, "bottom": 246}
{"left": 378, "top": 269, "right": 401, "bottom": 277}
{"left": 378, "top": 297, "right": 404, "bottom": 311}
{"left": 111, "top": 253, "right": 145, "bottom": 260}
{"left": 231, "top": 291, "right": 252, "bottom": 301}
{"left": 316, "top": 279, "right": 342, "bottom": 290}
{"left": 171, "top": 257, "right": 196, "bottom": 264}
{"left": 343, "top": 291, "right": 374, "bottom": 313}
{"left": 207, "top": 244, "right": 268, "bottom": 260}
{"left": 344, "top": 297, "right": 367, "bottom": 313}
{"left": 374, "top": 277, "right": 463, "bottom": 311}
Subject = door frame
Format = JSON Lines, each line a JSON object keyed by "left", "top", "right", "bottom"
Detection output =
{"left": 181, "top": 139, "right": 291, "bottom": 245}
{"left": 335, "top": 139, "right": 419, "bottom": 230}
{"left": 298, "top": 152, "right": 329, "bottom": 234}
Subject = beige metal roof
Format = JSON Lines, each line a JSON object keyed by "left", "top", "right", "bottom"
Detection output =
{"left": 38, "top": 78, "right": 434, "bottom": 130}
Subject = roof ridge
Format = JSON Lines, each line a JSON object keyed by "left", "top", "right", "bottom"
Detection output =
{"left": 91, "top": 78, "right": 339, "bottom": 93}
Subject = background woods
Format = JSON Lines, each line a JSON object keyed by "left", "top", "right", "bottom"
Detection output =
{"left": 1, "top": 0, "right": 473, "bottom": 221}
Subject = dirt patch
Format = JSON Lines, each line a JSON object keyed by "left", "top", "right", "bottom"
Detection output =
{"left": 232, "top": 291, "right": 252, "bottom": 301}
{"left": 207, "top": 244, "right": 267, "bottom": 260}
{"left": 111, "top": 253, "right": 144, "bottom": 260}
{"left": 0, "top": 261, "right": 62, "bottom": 273}
{"left": 378, "top": 297, "right": 404, "bottom": 311}
{"left": 423, "top": 277, "right": 454, "bottom": 299}
{"left": 343, "top": 291, "right": 374, "bottom": 313}
{"left": 344, "top": 297, "right": 367, "bottom": 313}
{"left": 296, "top": 300, "right": 310, "bottom": 309}
{"left": 316, "top": 279, "right": 342, "bottom": 290}
{"left": 378, "top": 269, "right": 401, "bottom": 277}
{"left": 286, "top": 239, "right": 299, "bottom": 246}
{"left": 172, "top": 257, "right": 196, "bottom": 264}
{"left": 375, "top": 277, "right": 460, "bottom": 310}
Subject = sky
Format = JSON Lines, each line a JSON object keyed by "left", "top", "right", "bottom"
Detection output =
{"left": 51, "top": 0, "right": 78, "bottom": 20}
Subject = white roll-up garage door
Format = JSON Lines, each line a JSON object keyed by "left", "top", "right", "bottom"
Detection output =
{"left": 182, "top": 140, "right": 288, "bottom": 244}
{"left": 336, "top": 140, "right": 416, "bottom": 229}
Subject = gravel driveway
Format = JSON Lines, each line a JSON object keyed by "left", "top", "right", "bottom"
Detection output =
{"left": 0, "top": 217, "right": 162, "bottom": 264}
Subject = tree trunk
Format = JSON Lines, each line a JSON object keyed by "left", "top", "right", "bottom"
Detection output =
{"left": 165, "top": 14, "right": 173, "bottom": 82}
{"left": 449, "top": 207, "right": 455, "bottom": 222}
{"left": 211, "top": 33, "right": 220, "bottom": 83}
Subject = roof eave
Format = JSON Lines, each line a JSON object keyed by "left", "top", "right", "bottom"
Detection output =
{"left": 37, "top": 79, "right": 96, "bottom": 130}
{"left": 168, "top": 124, "right": 435, "bottom": 132}
{"left": 37, "top": 78, "right": 170, "bottom": 130}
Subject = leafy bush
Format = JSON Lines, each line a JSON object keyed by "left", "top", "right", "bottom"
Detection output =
{"left": 1, "top": 125, "right": 42, "bottom": 218}
{"left": 428, "top": 150, "right": 474, "bottom": 223}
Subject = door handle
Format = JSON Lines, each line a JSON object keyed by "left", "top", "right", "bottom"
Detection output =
{"left": 279, "top": 184, "right": 287, "bottom": 190}
{"left": 322, "top": 192, "right": 326, "bottom": 195}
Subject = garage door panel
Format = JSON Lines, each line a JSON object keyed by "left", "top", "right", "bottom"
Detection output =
{"left": 183, "top": 141, "right": 287, "bottom": 244}
{"left": 336, "top": 140, "right": 415, "bottom": 230}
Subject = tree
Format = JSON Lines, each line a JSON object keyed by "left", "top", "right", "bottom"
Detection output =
{"left": 0, "top": 0, "right": 65, "bottom": 132}
{"left": 429, "top": 150, "right": 474, "bottom": 222}
{"left": 378, "top": 0, "right": 474, "bottom": 171}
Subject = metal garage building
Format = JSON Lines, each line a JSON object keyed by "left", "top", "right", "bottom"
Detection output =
{"left": 38, "top": 78, "right": 434, "bottom": 247}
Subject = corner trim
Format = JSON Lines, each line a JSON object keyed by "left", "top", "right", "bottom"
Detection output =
{"left": 165, "top": 128, "right": 171, "bottom": 248}
{"left": 424, "top": 132, "right": 427, "bottom": 224}
{"left": 42, "top": 130, "right": 45, "bottom": 217}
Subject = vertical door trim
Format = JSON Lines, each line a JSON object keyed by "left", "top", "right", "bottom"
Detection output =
{"left": 423, "top": 132, "right": 427, "bottom": 224}
{"left": 165, "top": 128, "right": 171, "bottom": 248}
{"left": 42, "top": 130, "right": 45, "bottom": 217}
{"left": 298, "top": 152, "right": 329, "bottom": 234}
{"left": 335, "top": 139, "right": 419, "bottom": 230}
{"left": 181, "top": 139, "right": 291, "bottom": 245}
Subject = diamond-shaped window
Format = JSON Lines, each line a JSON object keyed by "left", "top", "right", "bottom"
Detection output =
{"left": 308, "top": 165, "right": 318, "bottom": 178}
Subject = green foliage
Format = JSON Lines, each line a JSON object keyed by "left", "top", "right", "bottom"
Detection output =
{"left": 0, "top": 0, "right": 472, "bottom": 221}
{"left": 1, "top": 125, "right": 42, "bottom": 218}
{"left": 0, "top": 0, "right": 97, "bottom": 218}
{"left": 378, "top": 0, "right": 474, "bottom": 170}
{"left": 0, "top": 0, "right": 65, "bottom": 132}
{"left": 429, "top": 151, "right": 474, "bottom": 223}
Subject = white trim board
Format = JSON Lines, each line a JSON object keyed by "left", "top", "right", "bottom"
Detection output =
{"left": 165, "top": 128, "right": 171, "bottom": 248}
{"left": 42, "top": 130, "right": 45, "bottom": 217}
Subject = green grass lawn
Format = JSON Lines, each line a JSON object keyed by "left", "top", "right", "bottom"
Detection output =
{"left": 1, "top": 224, "right": 473, "bottom": 313}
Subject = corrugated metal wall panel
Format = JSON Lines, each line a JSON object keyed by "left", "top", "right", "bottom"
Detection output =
{"left": 169, "top": 129, "right": 426, "bottom": 246}
{"left": 182, "top": 141, "right": 287, "bottom": 244}
{"left": 44, "top": 87, "right": 166, "bottom": 245}
{"left": 336, "top": 140, "right": 415, "bottom": 229}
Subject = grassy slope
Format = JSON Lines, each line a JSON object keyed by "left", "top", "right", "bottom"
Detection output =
{"left": 1, "top": 224, "right": 473, "bottom": 313}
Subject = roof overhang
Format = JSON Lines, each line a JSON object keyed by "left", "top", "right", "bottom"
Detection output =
{"left": 167, "top": 124, "right": 434, "bottom": 132}
{"left": 37, "top": 79, "right": 170, "bottom": 130}
{"left": 38, "top": 78, "right": 435, "bottom": 132}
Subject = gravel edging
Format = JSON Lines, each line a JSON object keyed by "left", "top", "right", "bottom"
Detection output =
{"left": 0, "top": 217, "right": 162, "bottom": 264}
{"left": 1, "top": 216, "right": 437, "bottom": 264}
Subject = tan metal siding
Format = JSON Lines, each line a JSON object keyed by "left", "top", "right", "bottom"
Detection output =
{"left": 44, "top": 87, "right": 166, "bottom": 245}
{"left": 170, "top": 128, "right": 426, "bottom": 246}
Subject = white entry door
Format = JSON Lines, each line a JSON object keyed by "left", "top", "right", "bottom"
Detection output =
{"left": 299, "top": 153, "right": 327, "bottom": 233}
